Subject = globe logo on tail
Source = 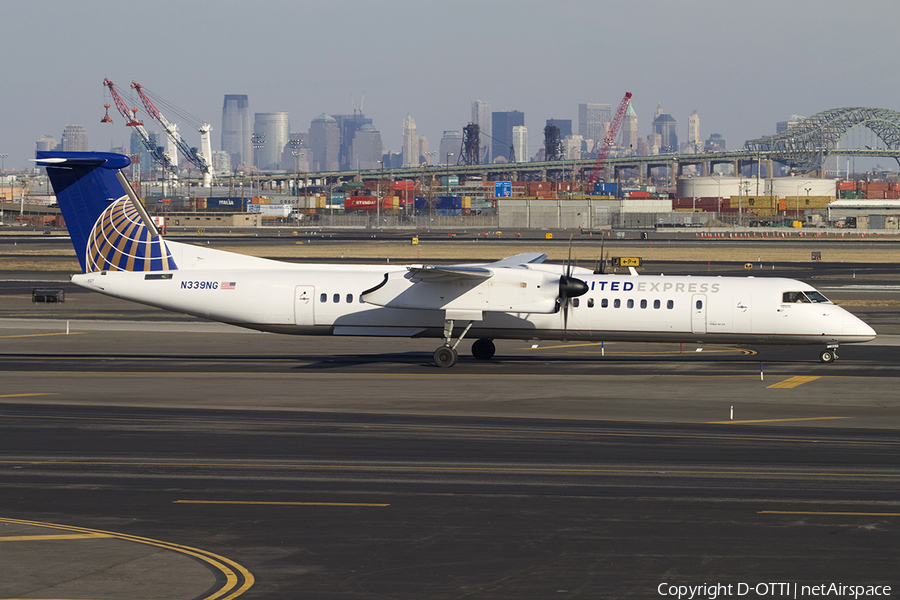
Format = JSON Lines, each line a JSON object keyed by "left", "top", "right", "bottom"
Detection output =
{"left": 86, "top": 198, "right": 177, "bottom": 272}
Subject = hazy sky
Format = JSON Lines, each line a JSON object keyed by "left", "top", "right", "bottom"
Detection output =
{"left": 2, "top": 0, "right": 899, "bottom": 171}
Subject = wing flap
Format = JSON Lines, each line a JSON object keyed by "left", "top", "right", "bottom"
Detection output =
{"left": 407, "top": 265, "right": 492, "bottom": 283}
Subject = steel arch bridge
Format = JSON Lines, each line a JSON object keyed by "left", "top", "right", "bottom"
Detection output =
{"left": 745, "top": 107, "right": 900, "bottom": 170}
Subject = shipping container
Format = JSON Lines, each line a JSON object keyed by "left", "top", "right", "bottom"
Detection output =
{"left": 257, "top": 204, "right": 292, "bottom": 217}
{"left": 345, "top": 196, "right": 389, "bottom": 210}
{"left": 206, "top": 197, "right": 245, "bottom": 209}
{"left": 594, "top": 182, "right": 619, "bottom": 196}
{"left": 391, "top": 180, "right": 416, "bottom": 191}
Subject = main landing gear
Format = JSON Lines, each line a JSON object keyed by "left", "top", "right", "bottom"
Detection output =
{"left": 432, "top": 319, "right": 496, "bottom": 368}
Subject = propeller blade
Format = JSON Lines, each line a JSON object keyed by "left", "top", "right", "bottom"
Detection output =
{"left": 594, "top": 235, "right": 606, "bottom": 274}
{"left": 558, "top": 275, "right": 589, "bottom": 340}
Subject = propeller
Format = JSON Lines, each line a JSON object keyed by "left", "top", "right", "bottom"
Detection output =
{"left": 558, "top": 235, "right": 589, "bottom": 337}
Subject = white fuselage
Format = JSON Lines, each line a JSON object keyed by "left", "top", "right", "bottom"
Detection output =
{"left": 71, "top": 241, "right": 876, "bottom": 347}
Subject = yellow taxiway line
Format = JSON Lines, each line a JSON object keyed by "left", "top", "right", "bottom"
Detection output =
{"left": 0, "top": 517, "right": 254, "bottom": 600}
{"left": 767, "top": 375, "right": 822, "bottom": 389}
{"left": 175, "top": 500, "right": 389, "bottom": 507}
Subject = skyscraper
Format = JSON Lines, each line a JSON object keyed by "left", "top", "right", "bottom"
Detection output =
{"left": 491, "top": 110, "right": 525, "bottom": 162}
{"left": 472, "top": 100, "right": 492, "bottom": 163}
{"left": 221, "top": 94, "right": 251, "bottom": 168}
{"left": 61, "top": 125, "right": 89, "bottom": 152}
{"left": 621, "top": 104, "right": 638, "bottom": 155}
{"left": 401, "top": 113, "right": 419, "bottom": 167}
{"left": 688, "top": 111, "right": 700, "bottom": 152}
{"left": 546, "top": 119, "right": 572, "bottom": 139}
{"left": 309, "top": 114, "right": 340, "bottom": 172}
{"left": 419, "top": 137, "right": 430, "bottom": 166}
{"left": 652, "top": 108, "right": 678, "bottom": 153}
{"left": 130, "top": 130, "right": 162, "bottom": 174}
{"left": 280, "top": 132, "right": 310, "bottom": 174}
{"left": 34, "top": 135, "right": 57, "bottom": 153}
{"left": 579, "top": 103, "right": 611, "bottom": 149}
{"left": 350, "top": 124, "right": 383, "bottom": 170}
{"left": 512, "top": 126, "right": 528, "bottom": 163}
{"left": 439, "top": 131, "right": 462, "bottom": 165}
{"left": 254, "top": 112, "right": 290, "bottom": 170}
{"left": 332, "top": 113, "right": 373, "bottom": 170}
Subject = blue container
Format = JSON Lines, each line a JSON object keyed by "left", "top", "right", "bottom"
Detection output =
{"left": 206, "top": 197, "right": 246, "bottom": 209}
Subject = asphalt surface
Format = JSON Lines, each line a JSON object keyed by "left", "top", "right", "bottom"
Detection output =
{"left": 1, "top": 244, "right": 899, "bottom": 599}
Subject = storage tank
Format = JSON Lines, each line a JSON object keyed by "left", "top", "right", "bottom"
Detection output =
{"left": 677, "top": 177, "right": 746, "bottom": 198}
{"left": 766, "top": 177, "right": 836, "bottom": 199}
{"left": 678, "top": 176, "right": 836, "bottom": 199}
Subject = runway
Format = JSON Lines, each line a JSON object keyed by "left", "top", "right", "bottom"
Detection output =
{"left": 1, "top": 259, "right": 899, "bottom": 598}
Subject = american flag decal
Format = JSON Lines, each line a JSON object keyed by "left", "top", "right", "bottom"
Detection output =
{"left": 221, "top": 281, "right": 236, "bottom": 290}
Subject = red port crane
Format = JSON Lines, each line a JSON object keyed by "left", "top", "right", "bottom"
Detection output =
{"left": 587, "top": 92, "right": 632, "bottom": 185}
{"left": 101, "top": 78, "right": 173, "bottom": 172}
{"left": 131, "top": 81, "right": 213, "bottom": 186}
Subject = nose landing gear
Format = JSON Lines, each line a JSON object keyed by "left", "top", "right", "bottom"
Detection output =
{"left": 819, "top": 345, "right": 839, "bottom": 364}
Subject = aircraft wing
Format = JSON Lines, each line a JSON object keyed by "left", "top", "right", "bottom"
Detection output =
{"left": 485, "top": 252, "right": 548, "bottom": 267}
{"left": 407, "top": 265, "right": 492, "bottom": 283}
{"left": 361, "top": 253, "right": 562, "bottom": 316}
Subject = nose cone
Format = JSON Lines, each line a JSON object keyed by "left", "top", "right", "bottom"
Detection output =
{"left": 842, "top": 309, "right": 877, "bottom": 342}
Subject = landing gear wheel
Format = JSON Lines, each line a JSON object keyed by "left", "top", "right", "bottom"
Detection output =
{"left": 472, "top": 338, "right": 496, "bottom": 360}
{"left": 819, "top": 349, "right": 836, "bottom": 364}
{"left": 433, "top": 345, "right": 459, "bottom": 368}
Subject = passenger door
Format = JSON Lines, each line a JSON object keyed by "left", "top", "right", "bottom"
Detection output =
{"left": 691, "top": 294, "right": 707, "bottom": 334}
{"left": 294, "top": 286, "right": 315, "bottom": 326}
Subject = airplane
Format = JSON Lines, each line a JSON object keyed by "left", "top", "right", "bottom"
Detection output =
{"left": 36, "top": 151, "right": 876, "bottom": 367}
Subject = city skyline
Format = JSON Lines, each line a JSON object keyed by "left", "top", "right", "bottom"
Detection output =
{"left": 2, "top": 0, "right": 899, "bottom": 171}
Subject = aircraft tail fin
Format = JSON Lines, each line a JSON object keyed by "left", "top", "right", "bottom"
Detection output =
{"left": 36, "top": 151, "right": 177, "bottom": 274}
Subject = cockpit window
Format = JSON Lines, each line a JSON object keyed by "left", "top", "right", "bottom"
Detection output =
{"left": 783, "top": 291, "right": 831, "bottom": 304}
{"left": 782, "top": 292, "right": 806, "bottom": 303}
{"left": 805, "top": 291, "right": 830, "bottom": 303}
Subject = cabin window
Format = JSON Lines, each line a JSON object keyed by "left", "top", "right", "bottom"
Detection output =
{"left": 320, "top": 293, "right": 327, "bottom": 303}
{"left": 640, "top": 299, "right": 647, "bottom": 309}
{"left": 333, "top": 293, "right": 340, "bottom": 303}
{"left": 696, "top": 299, "right": 703, "bottom": 310}
{"left": 347, "top": 294, "right": 354, "bottom": 303}
{"left": 587, "top": 298, "right": 594, "bottom": 308}
{"left": 654, "top": 299, "right": 661, "bottom": 309}
{"left": 601, "top": 298, "right": 608, "bottom": 308}
{"left": 613, "top": 299, "right": 621, "bottom": 308}
{"left": 667, "top": 300, "right": 674, "bottom": 309}
{"left": 572, "top": 298, "right": 580, "bottom": 307}
{"left": 627, "top": 299, "right": 634, "bottom": 309}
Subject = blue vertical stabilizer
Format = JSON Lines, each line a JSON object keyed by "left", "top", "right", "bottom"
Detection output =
{"left": 36, "top": 151, "right": 176, "bottom": 273}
